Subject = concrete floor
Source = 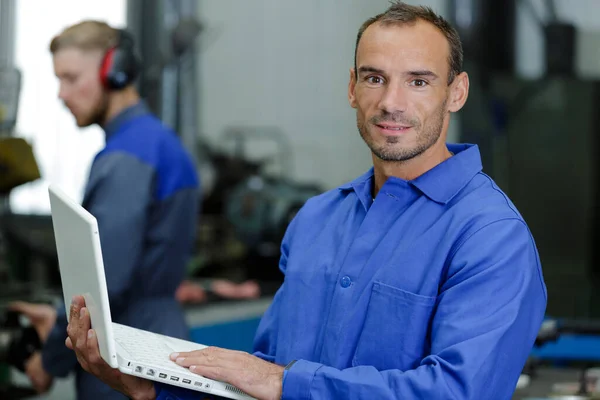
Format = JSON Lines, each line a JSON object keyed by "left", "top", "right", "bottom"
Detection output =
{"left": 512, "top": 367, "right": 600, "bottom": 399}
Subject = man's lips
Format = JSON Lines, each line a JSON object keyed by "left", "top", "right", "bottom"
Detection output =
{"left": 375, "top": 123, "right": 412, "bottom": 135}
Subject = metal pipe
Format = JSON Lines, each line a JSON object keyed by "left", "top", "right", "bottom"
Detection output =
{"left": 546, "top": 0, "right": 558, "bottom": 23}
{"left": 0, "top": 0, "right": 16, "bottom": 68}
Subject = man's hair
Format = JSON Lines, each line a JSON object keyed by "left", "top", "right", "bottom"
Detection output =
{"left": 354, "top": 1, "right": 463, "bottom": 84}
{"left": 49, "top": 20, "right": 119, "bottom": 54}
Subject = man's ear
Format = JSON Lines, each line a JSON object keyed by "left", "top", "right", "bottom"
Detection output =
{"left": 447, "top": 71, "right": 469, "bottom": 113}
{"left": 348, "top": 68, "right": 357, "bottom": 109}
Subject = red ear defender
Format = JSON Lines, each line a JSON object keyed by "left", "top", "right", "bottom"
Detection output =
{"left": 100, "top": 48, "right": 116, "bottom": 88}
{"left": 98, "top": 29, "right": 140, "bottom": 90}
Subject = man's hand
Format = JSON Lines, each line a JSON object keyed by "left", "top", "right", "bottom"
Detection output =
{"left": 175, "top": 279, "right": 261, "bottom": 304}
{"left": 170, "top": 347, "right": 284, "bottom": 400}
{"left": 66, "top": 295, "right": 156, "bottom": 400}
{"left": 9, "top": 301, "right": 57, "bottom": 342}
{"left": 24, "top": 352, "right": 53, "bottom": 393}
{"left": 211, "top": 280, "right": 261, "bottom": 299}
{"left": 175, "top": 280, "right": 208, "bottom": 303}
{"left": 8, "top": 301, "right": 56, "bottom": 392}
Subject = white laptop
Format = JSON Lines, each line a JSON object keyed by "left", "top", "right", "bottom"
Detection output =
{"left": 48, "top": 184, "right": 253, "bottom": 399}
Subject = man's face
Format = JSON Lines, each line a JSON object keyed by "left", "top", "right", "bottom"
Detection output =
{"left": 53, "top": 47, "right": 108, "bottom": 127}
{"left": 349, "top": 21, "right": 454, "bottom": 162}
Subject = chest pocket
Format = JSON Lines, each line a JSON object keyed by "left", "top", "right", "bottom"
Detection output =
{"left": 352, "top": 281, "right": 436, "bottom": 371}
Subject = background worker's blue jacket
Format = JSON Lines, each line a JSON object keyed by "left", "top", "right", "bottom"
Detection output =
{"left": 42, "top": 102, "right": 200, "bottom": 400}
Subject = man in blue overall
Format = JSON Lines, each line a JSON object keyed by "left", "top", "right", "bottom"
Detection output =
{"left": 10, "top": 20, "right": 200, "bottom": 399}
{"left": 64, "top": 3, "right": 547, "bottom": 399}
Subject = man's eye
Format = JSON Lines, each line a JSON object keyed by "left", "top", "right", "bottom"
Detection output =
{"left": 366, "top": 76, "right": 384, "bottom": 84}
{"left": 411, "top": 79, "right": 428, "bottom": 87}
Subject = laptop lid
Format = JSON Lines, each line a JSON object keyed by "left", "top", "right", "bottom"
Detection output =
{"left": 48, "top": 184, "right": 118, "bottom": 368}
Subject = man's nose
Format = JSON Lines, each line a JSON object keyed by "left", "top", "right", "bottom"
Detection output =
{"left": 377, "top": 83, "right": 408, "bottom": 114}
{"left": 58, "top": 85, "right": 68, "bottom": 101}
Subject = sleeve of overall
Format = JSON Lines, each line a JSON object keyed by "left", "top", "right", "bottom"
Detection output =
{"left": 281, "top": 218, "right": 548, "bottom": 400}
{"left": 251, "top": 211, "right": 299, "bottom": 363}
{"left": 41, "top": 303, "right": 76, "bottom": 377}
{"left": 42, "top": 152, "right": 154, "bottom": 376}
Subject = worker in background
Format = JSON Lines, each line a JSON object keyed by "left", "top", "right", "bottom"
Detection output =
{"left": 64, "top": 2, "right": 548, "bottom": 399}
{"left": 9, "top": 20, "right": 200, "bottom": 400}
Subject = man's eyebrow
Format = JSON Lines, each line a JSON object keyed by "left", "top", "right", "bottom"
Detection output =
{"left": 406, "top": 70, "right": 439, "bottom": 79}
{"left": 357, "top": 67, "right": 440, "bottom": 80}
{"left": 357, "top": 66, "right": 385, "bottom": 75}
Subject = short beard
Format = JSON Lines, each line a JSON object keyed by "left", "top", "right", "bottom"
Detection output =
{"left": 78, "top": 91, "right": 110, "bottom": 127}
{"left": 357, "top": 98, "right": 447, "bottom": 162}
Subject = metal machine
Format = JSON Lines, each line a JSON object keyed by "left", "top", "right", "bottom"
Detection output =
{"left": 479, "top": 75, "right": 600, "bottom": 320}
{"left": 192, "top": 126, "right": 322, "bottom": 288}
{"left": 221, "top": 127, "right": 320, "bottom": 250}
{"left": 0, "top": 65, "right": 51, "bottom": 398}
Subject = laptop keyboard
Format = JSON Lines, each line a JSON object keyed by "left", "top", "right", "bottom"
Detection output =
{"left": 112, "top": 323, "right": 190, "bottom": 372}
{"left": 112, "top": 323, "right": 254, "bottom": 399}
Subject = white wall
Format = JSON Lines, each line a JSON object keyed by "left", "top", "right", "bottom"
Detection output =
{"left": 196, "top": 0, "right": 448, "bottom": 190}
{"left": 10, "top": 0, "right": 126, "bottom": 214}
